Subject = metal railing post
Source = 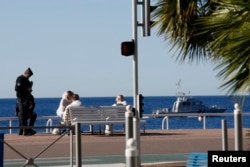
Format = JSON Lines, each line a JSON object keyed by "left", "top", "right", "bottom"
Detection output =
{"left": 203, "top": 116, "right": 206, "bottom": 130}
{"left": 9, "top": 120, "right": 12, "bottom": 134}
{"left": 125, "top": 138, "right": 138, "bottom": 167}
{"left": 125, "top": 105, "right": 141, "bottom": 167}
{"left": 234, "top": 103, "right": 243, "bottom": 151}
{"left": 161, "top": 116, "right": 169, "bottom": 130}
{"left": 0, "top": 133, "right": 3, "bottom": 167}
{"left": 221, "top": 119, "right": 228, "bottom": 151}
{"left": 133, "top": 116, "right": 140, "bottom": 166}
{"left": 125, "top": 106, "right": 134, "bottom": 142}
{"left": 46, "top": 118, "right": 53, "bottom": 133}
{"left": 75, "top": 123, "right": 82, "bottom": 167}
{"left": 70, "top": 127, "right": 73, "bottom": 167}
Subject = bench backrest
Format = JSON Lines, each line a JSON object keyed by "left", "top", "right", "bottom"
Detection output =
{"left": 69, "top": 106, "right": 127, "bottom": 123}
{"left": 69, "top": 106, "right": 103, "bottom": 122}
{"left": 100, "top": 106, "right": 127, "bottom": 121}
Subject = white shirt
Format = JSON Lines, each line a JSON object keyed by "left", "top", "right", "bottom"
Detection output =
{"left": 56, "top": 93, "right": 72, "bottom": 118}
{"left": 112, "top": 101, "right": 127, "bottom": 106}
{"left": 63, "top": 100, "right": 82, "bottom": 121}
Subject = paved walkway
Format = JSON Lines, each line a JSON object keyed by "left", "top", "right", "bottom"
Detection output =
{"left": 2, "top": 128, "right": 250, "bottom": 166}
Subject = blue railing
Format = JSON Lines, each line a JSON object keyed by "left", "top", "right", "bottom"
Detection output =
{"left": 0, "top": 116, "right": 60, "bottom": 134}
{"left": 144, "top": 112, "right": 250, "bottom": 130}
{"left": 1, "top": 112, "right": 250, "bottom": 134}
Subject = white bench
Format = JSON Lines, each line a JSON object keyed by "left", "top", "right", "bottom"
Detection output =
{"left": 68, "top": 106, "right": 146, "bottom": 134}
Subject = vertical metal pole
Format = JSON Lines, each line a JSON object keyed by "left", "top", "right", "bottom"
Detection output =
{"left": 132, "top": 0, "right": 138, "bottom": 109}
{"left": 70, "top": 127, "right": 73, "bottom": 167}
{"left": 133, "top": 117, "right": 140, "bottom": 166}
{"left": 9, "top": 120, "right": 12, "bottom": 134}
{"left": 0, "top": 133, "right": 3, "bottom": 167}
{"left": 75, "top": 123, "right": 82, "bottom": 167}
{"left": 221, "top": 119, "right": 228, "bottom": 151}
{"left": 203, "top": 116, "right": 206, "bottom": 130}
{"left": 125, "top": 138, "right": 138, "bottom": 167}
{"left": 125, "top": 106, "right": 134, "bottom": 142}
{"left": 166, "top": 116, "right": 169, "bottom": 130}
{"left": 132, "top": 1, "right": 141, "bottom": 166}
{"left": 234, "top": 103, "right": 243, "bottom": 151}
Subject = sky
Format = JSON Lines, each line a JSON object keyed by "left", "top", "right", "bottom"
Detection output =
{"left": 0, "top": 0, "right": 227, "bottom": 98}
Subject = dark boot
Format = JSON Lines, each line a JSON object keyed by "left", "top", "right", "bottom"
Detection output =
{"left": 23, "top": 129, "right": 35, "bottom": 136}
{"left": 18, "top": 129, "right": 23, "bottom": 135}
{"left": 28, "top": 129, "right": 36, "bottom": 135}
{"left": 23, "top": 129, "right": 30, "bottom": 136}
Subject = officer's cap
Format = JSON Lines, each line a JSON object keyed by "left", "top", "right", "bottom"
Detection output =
{"left": 24, "top": 67, "right": 33, "bottom": 76}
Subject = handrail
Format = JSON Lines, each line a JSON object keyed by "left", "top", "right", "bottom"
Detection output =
{"left": 0, "top": 116, "right": 60, "bottom": 134}
{"left": 0, "top": 115, "right": 59, "bottom": 121}
{"left": 144, "top": 112, "right": 250, "bottom": 130}
{"left": 2, "top": 112, "right": 250, "bottom": 133}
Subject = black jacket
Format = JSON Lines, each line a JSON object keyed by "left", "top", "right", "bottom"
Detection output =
{"left": 15, "top": 75, "right": 32, "bottom": 98}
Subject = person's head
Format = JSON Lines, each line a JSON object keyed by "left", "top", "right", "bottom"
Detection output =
{"left": 72, "top": 94, "right": 80, "bottom": 101}
{"left": 65, "top": 90, "right": 74, "bottom": 101}
{"left": 24, "top": 67, "right": 33, "bottom": 78}
{"left": 116, "top": 94, "right": 124, "bottom": 102}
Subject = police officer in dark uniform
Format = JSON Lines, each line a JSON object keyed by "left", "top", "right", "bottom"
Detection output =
{"left": 15, "top": 67, "right": 36, "bottom": 136}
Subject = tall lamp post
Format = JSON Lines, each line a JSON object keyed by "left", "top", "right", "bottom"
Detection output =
{"left": 131, "top": 0, "right": 156, "bottom": 108}
{"left": 122, "top": 1, "right": 156, "bottom": 166}
{"left": 132, "top": 0, "right": 139, "bottom": 109}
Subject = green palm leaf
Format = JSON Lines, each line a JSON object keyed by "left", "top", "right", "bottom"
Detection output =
{"left": 152, "top": 0, "right": 250, "bottom": 94}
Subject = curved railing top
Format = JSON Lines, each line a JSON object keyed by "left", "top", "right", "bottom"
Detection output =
{"left": 0, "top": 116, "right": 60, "bottom": 121}
{"left": 144, "top": 112, "right": 250, "bottom": 118}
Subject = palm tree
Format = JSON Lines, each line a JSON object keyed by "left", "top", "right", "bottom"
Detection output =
{"left": 152, "top": 0, "right": 250, "bottom": 95}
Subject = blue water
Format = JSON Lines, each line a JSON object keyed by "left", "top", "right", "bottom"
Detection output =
{"left": 1, "top": 96, "right": 250, "bottom": 133}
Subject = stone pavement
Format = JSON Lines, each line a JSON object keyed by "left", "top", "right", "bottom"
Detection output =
{"left": 2, "top": 128, "right": 250, "bottom": 166}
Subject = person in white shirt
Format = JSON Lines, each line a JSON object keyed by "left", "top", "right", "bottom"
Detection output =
{"left": 112, "top": 94, "right": 127, "bottom": 106}
{"left": 106, "top": 94, "right": 127, "bottom": 135}
{"left": 63, "top": 94, "right": 82, "bottom": 123}
{"left": 56, "top": 90, "right": 74, "bottom": 118}
{"left": 52, "top": 93, "right": 81, "bottom": 135}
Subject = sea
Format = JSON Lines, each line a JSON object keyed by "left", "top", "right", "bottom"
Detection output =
{"left": 1, "top": 96, "right": 250, "bottom": 134}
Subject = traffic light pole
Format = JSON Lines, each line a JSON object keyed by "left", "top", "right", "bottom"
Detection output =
{"left": 132, "top": 0, "right": 141, "bottom": 166}
{"left": 129, "top": 1, "right": 154, "bottom": 166}
{"left": 132, "top": 0, "right": 138, "bottom": 110}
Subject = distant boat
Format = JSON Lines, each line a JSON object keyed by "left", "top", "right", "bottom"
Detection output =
{"left": 153, "top": 80, "right": 227, "bottom": 115}
{"left": 171, "top": 96, "right": 226, "bottom": 113}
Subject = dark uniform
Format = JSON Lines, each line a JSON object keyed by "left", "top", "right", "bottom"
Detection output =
{"left": 25, "top": 94, "right": 37, "bottom": 127}
{"left": 15, "top": 68, "right": 36, "bottom": 136}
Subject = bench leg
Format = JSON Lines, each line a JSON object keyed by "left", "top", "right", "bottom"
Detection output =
{"left": 99, "top": 125, "right": 102, "bottom": 134}
{"left": 89, "top": 125, "right": 93, "bottom": 134}
{"left": 105, "top": 124, "right": 112, "bottom": 136}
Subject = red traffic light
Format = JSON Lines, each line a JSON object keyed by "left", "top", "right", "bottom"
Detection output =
{"left": 121, "top": 41, "right": 134, "bottom": 56}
